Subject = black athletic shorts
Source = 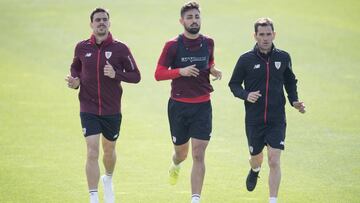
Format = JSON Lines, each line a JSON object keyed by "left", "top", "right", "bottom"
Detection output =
{"left": 80, "top": 112, "right": 122, "bottom": 141}
{"left": 168, "top": 99, "right": 212, "bottom": 145}
{"left": 245, "top": 122, "right": 286, "bottom": 155}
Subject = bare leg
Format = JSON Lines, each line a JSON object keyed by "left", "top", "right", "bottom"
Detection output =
{"left": 250, "top": 152, "right": 263, "bottom": 169}
{"left": 102, "top": 136, "right": 117, "bottom": 175}
{"left": 85, "top": 134, "right": 100, "bottom": 190}
{"left": 173, "top": 141, "right": 189, "bottom": 165}
{"left": 191, "top": 138, "right": 209, "bottom": 195}
{"left": 267, "top": 146, "right": 281, "bottom": 198}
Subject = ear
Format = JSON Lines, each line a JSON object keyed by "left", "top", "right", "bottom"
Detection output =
{"left": 253, "top": 32, "right": 257, "bottom": 40}
{"left": 108, "top": 21, "right": 111, "bottom": 28}
{"left": 273, "top": 31, "right": 276, "bottom": 40}
{"left": 179, "top": 18, "right": 184, "bottom": 26}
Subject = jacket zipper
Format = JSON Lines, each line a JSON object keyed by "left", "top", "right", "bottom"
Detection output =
{"left": 264, "top": 61, "right": 270, "bottom": 124}
{"left": 96, "top": 48, "right": 102, "bottom": 115}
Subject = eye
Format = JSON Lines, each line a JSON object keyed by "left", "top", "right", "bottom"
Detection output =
{"left": 94, "top": 18, "right": 101, "bottom": 22}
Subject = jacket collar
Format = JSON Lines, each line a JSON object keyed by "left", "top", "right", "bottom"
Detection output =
{"left": 89, "top": 32, "right": 113, "bottom": 47}
{"left": 253, "top": 43, "right": 277, "bottom": 60}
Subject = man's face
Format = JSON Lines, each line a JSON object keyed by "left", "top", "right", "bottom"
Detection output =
{"left": 180, "top": 9, "right": 201, "bottom": 34}
{"left": 90, "top": 12, "right": 110, "bottom": 36}
{"left": 254, "top": 25, "right": 276, "bottom": 52}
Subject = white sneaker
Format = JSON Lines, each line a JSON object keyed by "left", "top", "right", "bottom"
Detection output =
{"left": 101, "top": 175, "right": 115, "bottom": 203}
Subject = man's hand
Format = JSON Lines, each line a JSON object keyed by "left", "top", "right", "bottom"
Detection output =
{"left": 293, "top": 101, "right": 306, "bottom": 113}
{"left": 179, "top": 64, "right": 199, "bottom": 77}
{"left": 104, "top": 61, "right": 116, "bottom": 78}
{"left": 210, "top": 65, "right": 222, "bottom": 81}
{"left": 247, "top": 90, "right": 262, "bottom": 103}
{"left": 65, "top": 75, "right": 80, "bottom": 89}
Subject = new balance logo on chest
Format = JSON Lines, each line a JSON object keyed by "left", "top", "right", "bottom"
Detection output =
{"left": 253, "top": 64, "right": 261, "bottom": 69}
{"left": 85, "top": 53, "right": 92, "bottom": 57}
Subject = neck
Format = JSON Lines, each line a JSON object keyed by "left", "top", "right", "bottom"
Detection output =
{"left": 94, "top": 32, "right": 109, "bottom": 44}
{"left": 258, "top": 44, "right": 272, "bottom": 54}
{"left": 259, "top": 48, "right": 270, "bottom": 54}
{"left": 183, "top": 31, "right": 199, "bottom": 39}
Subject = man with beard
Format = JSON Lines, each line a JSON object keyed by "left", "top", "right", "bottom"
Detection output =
{"left": 228, "top": 18, "right": 305, "bottom": 203}
{"left": 155, "top": 2, "right": 222, "bottom": 203}
{"left": 65, "top": 8, "right": 141, "bottom": 203}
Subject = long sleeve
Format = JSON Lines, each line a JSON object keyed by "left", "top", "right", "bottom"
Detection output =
{"left": 154, "top": 40, "right": 181, "bottom": 81}
{"left": 228, "top": 56, "right": 249, "bottom": 100}
{"left": 154, "top": 64, "right": 180, "bottom": 81}
{"left": 283, "top": 54, "right": 298, "bottom": 105}
{"left": 70, "top": 44, "right": 82, "bottom": 78}
{"left": 207, "top": 38, "right": 215, "bottom": 68}
{"left": 114, "top": 47, "right": 141, "bottom": 83}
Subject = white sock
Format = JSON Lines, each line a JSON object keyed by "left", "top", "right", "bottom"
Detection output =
{"left": 172, "top": 162, "right": 181, "bottom": 169}
{"left": 89, "top": 190, "right": 99, "bottom": 203}
{"left": 102, "top": 175, "right": 115, "bottom": 203}
{"left": 269, "top": 197, "right": 277, "bottom": 203}
{"left": 252, "top": 167, "right": 261, "bottom": 172}
{"left": 103, "top": 173, "right": 113, "bottom": 181}
{"left": 191, "top": 194, "right": 200, "bottom": 203}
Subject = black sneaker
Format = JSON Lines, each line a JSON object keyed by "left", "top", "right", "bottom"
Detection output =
{"left": 246, "top": 169, "right": 259, "bottom": 191}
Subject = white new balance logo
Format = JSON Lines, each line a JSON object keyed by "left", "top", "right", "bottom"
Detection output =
{"left": 253, "top": 64, "right": 260, "bottom": 69}
{"left": 85, "top": 53, "right": 92, "bottom": 57}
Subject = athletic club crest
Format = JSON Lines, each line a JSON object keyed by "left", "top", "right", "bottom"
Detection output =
{"left": 105, "top": 51, "right": 112, "bottom": 59}
{"left": 275, "top": 61, "right": 281, "bottom": 69}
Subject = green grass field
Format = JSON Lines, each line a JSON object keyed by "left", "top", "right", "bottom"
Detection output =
{"left": 0, "top": 0, "right": 359, "bottom": 202}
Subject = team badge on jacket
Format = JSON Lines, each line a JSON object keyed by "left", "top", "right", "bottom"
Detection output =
{"left": 275, "top": 61, "right": 281, "bottom": 69}
{"left": 105, "top": 51, "right": 112, "bottom": 59}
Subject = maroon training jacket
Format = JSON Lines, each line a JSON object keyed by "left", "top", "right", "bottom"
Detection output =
{"left": 70, "top": 33, "right": 141, "bottom": 115}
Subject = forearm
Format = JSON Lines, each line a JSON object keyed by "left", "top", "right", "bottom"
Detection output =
{"left": 154, "top": 64, "right": 180, "bottom": 81}
{"left": 229, "top": 83, "right": 249, "bottom": 100}
{"left": 115, "top": 70, "right": 141, "bottom": 83}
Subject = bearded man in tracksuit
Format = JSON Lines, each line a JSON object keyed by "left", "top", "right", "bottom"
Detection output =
{"left": 228, "top": 18, "right": 305, "bottom": 203}
{"left": 155, "top": 2, "right": 222, "bottom": 203}
{"left": 65, "top": 8, "right": 141, "bottom": 203}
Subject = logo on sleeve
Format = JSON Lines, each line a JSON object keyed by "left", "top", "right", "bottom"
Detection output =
{"left": 105, "top": 51, "right": 112, "bottom": 59}
{"left": 275, "top": 61, "right": 281, "bottom": 69}
{"left": 253, "top": 64, "right": 260, "bottom": 69}
{"left": 85, "top": 53, "right": 92, "bottom": 57}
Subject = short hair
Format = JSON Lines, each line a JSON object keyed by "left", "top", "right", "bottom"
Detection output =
{"left": 254, "top": 17, "right": 274, "bottom": 33}
{"left": 180, "top": 1, "right": 200, "bottom": 17}
{"left": 90, "top": 8, "right": 110, "bottom": 22}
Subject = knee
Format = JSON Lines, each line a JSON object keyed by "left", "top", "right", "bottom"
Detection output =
{"left": 192, "top": 150, "right": 205, "bottom": 162}
{"left": 103, "top": 147, "right": 116, "bottom": 159}
{"left": 268, "top": 156, "right": 280, "bottom": 169}
{"left": 87, "top": 147, "right": 99, "bottom": 161}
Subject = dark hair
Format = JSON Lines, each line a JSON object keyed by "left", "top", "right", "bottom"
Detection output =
{"left": 90, "top": 8, "right": 110, "bottom": 22}
{"left": 180, "top": 1, "right": 200, "bottom": 17}
{"left": 254, "top": 17, "right": 274, "bottom": 33}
